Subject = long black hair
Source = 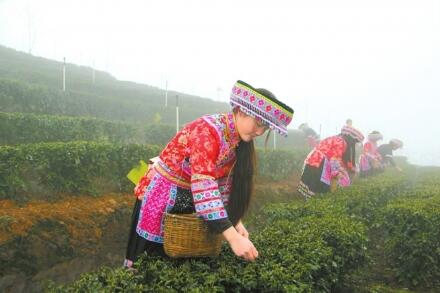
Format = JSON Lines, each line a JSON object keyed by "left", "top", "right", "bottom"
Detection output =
{"left": 341, "top": 134, "right": 357, "bottom": 167}
{"left": 227, "top": 139, "right": 256, "bottom": 226}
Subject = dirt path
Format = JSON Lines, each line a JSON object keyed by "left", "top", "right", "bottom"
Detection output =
{"left": 0, "top": 193, "right": 133, "bottom": 246}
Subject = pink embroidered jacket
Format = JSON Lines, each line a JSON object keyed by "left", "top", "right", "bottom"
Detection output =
{"left": 304, "top": 135, "right": 353, "bottom": 186}
{"left": 134, "top": 113, "right": 240, "bottom": 242}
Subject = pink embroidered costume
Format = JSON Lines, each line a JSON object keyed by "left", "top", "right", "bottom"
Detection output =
{"left": 298, "top": 125, "right": 364, "bottom": 199}
{"left": 135, "top": 113, "right": 240, "bottom": 242}
{"left": 359, "top": 131, "right": 383, "bottom": 177}
{"left": 124, "top": 80, "right": 294, "bottom": 265}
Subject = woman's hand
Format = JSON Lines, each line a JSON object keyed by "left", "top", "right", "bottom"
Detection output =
{"left": 235, "top": 221, "right": 249, "bottom": 238}
{"left": 223, "top": 227, "right": 258, "bottom": 262}
{"left": 371, "top": 159, "right": 381, "bottom": 169}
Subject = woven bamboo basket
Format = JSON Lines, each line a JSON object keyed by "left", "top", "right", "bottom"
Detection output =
{"left": 163, "top": 213, "right": 223, "bottom": 258}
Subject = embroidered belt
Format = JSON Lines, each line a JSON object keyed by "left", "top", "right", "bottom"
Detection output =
{"left": 154, "top": 159, "right": 191, "bottom": 189}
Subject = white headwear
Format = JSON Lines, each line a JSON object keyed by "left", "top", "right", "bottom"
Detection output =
{"left": 390, "top": 138, "right": 403, "bottom": 148}
{"left": 368, "top": 131, "right": 383, "bottom": 142}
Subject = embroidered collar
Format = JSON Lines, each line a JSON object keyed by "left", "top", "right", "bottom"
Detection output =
{"left": 225, "top": 112, "right": 240, "bottom": 149}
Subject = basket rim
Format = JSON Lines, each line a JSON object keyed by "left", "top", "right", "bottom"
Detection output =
{"left": 165, "top": 213, "right": 202, "bottom": 220}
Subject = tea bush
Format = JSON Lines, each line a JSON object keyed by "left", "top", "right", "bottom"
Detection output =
{"left": 48, "top": 188, "right": 369, "bottom": 292}
{"left": 0, "top": 112, "right": 138, "bottom": 145}
{"left": 382, "top": 195, "right": 440, "bottom": 288}
{"left": 0, "top": 143, "right": 305, "bottom": 201}
{"left": 0, "top": 142, "right": 161, "bottom": 200}
{"left": 257, "top": 149, "right": 308, "bottom": 180}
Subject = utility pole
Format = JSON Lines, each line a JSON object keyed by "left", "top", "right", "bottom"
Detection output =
{"left": 92, "top": 59, "right": 95, "bottom": 84}
{"left": 175, "top": 95, "right": 179, "bottom": 133}
{"left": 273, "top": 132, "right": 277, "bottom": 150}
{"left": 63, "top": 57, "right": 66, "bottom": 92}
{"left": 26, "top": 0, "right": 34, "bottom": 55}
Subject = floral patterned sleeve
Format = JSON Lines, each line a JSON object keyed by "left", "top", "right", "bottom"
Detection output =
{"left": 188, "top": 123, "right": 233, "bottom": 232}
{"left": 329, "top": 137, "right": 351, "bottom": 186}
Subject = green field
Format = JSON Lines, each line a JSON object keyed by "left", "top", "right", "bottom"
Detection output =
{"left": 0, "top": 44, "right": 438, "bottom": 292}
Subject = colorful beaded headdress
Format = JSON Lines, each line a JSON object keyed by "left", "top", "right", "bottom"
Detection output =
{"left": 230, "top": 80, "right": 294, "bottom": 136}
{"left": 341, "top": 125, "right": 364, "bottom": 143}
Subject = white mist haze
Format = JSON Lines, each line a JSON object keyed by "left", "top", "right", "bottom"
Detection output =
{"left": 1, "top": 0, "right": 439, "bottom": 165}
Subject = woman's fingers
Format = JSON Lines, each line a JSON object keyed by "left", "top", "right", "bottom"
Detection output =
{"left": 243, "top": 246, "right": 259, "bottom": 261}
{"left": 253, "top": 246, "right": 259, "bottom": 258}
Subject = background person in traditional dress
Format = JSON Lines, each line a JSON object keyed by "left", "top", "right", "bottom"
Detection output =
{"left": 359, "top": 131, "right": 384, "bottom": 177}
{"left": 378, "top": 138, "right": 403, "bottom": 171}
{"left": 298, "top": 123, "right": 320, "bottom": 148}
{"left": 124, "top": 80, "right": 294, "bottom": 267}
{"left": 298, "top": 125, "right": 364, "bottom": 199}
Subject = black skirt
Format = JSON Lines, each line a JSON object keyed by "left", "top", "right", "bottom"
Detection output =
{"left": 298, "top": 160, "right": 330, "bottom": 199}
{"left": 125, "top": 187, "right": 195, "bottom": 262}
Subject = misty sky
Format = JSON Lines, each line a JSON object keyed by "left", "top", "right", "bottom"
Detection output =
{"left": 1, "top": 0, "right": 439, "bottom": 166}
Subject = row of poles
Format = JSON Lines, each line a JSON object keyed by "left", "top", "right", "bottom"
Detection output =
{"left": 61, "top": 60, "right": 277, "bottom": 149}
{"left": 61, "top": 57, "right": 181, "bottom": 134}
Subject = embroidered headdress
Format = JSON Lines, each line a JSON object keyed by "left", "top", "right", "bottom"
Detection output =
{"left": 341, "top": 125, "right": 364, "bottom": 143}
{"left": 368, "top": 131, "right": 383, "bottom": 142}
{"left": 230, "top": 80, "right": 294, "bottom": 136}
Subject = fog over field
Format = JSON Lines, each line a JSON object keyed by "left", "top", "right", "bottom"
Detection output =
{"left": 1, "top": 0, "right": 439, "bottom": 166}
